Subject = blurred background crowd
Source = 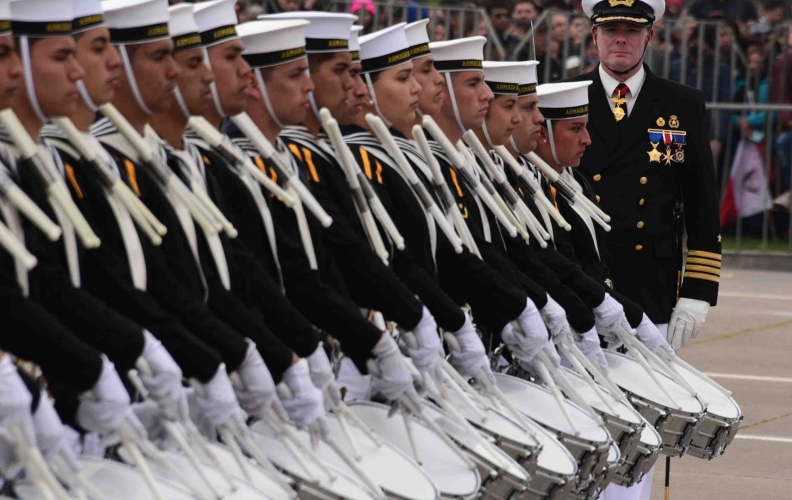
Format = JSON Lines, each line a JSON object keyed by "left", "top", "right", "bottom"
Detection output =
{"left": 177, "top": 0, "right": 792, "bottom": 251}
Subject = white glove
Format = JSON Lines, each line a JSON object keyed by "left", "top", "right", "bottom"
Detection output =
{"left": 404, "top": 306, "right": 443, "bottom": 381}
{"left": 139, "top": 331, "right": 188, "bottom": 421}
{"left": 635, "top": 314, "right": 675, "bottom": 356}
{"left": 194, "top": 364, "right": 248, "bottom": 433}
{"left": 0, "top": 355, "right": 35, "bottom": 475}
{"left": 540, "top": 295, "right": 572, "bottom": 343}
{"left": 30, "top": 393, "right": 74, "bottom": 464}
{"left": 573, "top": 327, "right": 609, "bottom": 374}
{"left": 668, "top": 298, "right": 709, "bottom": 351}
{"left": 594, "top": 293, "right": 634, "bottom": 344}
{"left": 448, "top": 312, "right": 494, "bottom": 383}
{"left": 233, "top": 340, "right": 278, "bottom": 418}
{"left": 280, "top": 359, "right": 328, "bottom": 436}
{"left": 77, "top": 355, "right": 144, "bottom": 437}
{"left": 306, "top": 342, "right": 334, "bottom": 390}
{"left": 512, "top": 299, "right": 553, "bottom": 361}
{"left": 371, "top": 333, "right": 417, "bottom": 401}
{"left": 502, "top": 324, "right": 560, "bottom": 370}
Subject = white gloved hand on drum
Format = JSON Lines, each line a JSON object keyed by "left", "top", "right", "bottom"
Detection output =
{"left": 0, "top": 355, "right": 35, "bottom": 475}
{"left": 404, "top": 307, "right": 443, "bottom": 382}
{"left": 512, "top": 299, "right": 553, "bottom": 361}
{"left": 306, "top": 342, "right": 335, "bottom": 390}
{"left": 138, "top": 330, "right": 188, "bottom": 421}
{"left": 194, "top": 363, "right": 248, "bottom": 434}
{"left": 540, "top": 295, "right": 572, "bottom": 343}
{"left": 448, "top": 312, "right": 494, "bottom": 384}
{"left": 280, "top": 359, "right": 328, "bottom": 437}
{"left": 635, "top": 314, "right": 675, "bottom": 356}
{"left": 77, "top": 355, "right": 145, "bottom": 438}
{"left": 371, "top": 333, "right": 419, "bottom": 401}
{"left": 573, "top": 327, "right": 609, "bottom": 374}
{"left": 668, "top": 298, "right": 709, "bottom": 351}
{"left": 233, "top": 340, "right": 279, "bottom": 418}
{"left": 594, "top": 293, "right": 634, "bottom": 344}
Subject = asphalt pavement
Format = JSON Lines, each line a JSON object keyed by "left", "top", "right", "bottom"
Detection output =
{"left": 648, "top": 268, "right": 792, "bottom": 500}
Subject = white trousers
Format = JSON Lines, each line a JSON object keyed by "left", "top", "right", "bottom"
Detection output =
{"left": 601, "top": 323, "right": 669, "bottom": 500}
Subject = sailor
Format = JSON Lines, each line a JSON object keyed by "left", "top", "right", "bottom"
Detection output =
{"left": 219, "top": 14, "right": 422, "bottom": 404}
{"left": 571, "top": 0, "right": 721, "bottom": 352}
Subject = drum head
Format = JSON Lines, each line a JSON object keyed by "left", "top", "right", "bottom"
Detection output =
{"left": 250, "top": 421, "right": 374, "bottom": 500}
{"left": 420, "top": 401, "right": 530, "bottom": 483}
{"left": 195, "top": 442, "right": 296, "bottom": 500}
{"left": 561, "top": 368, "right": 643, "bottom": 425}
{"left": 348, "top": 401, "right": 480, "bottom": 499}
{"left": 157, "top": 450, "right": 272, "bottom": 500}
{"left": 15, "top": 457, "right": 196, "bottom": 500}
{"left": 493, "top": 374, "right": 610, "bottom": 444}
{"left": 604, "top": 352, "right": 704, "bottom": 414}
{"left": 530, "top": 421, "right": 578, "bottom": 476}
{"left": 667, "top": 362, "right": 741, "bottom": 419}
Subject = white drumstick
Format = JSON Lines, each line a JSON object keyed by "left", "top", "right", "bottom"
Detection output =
{"left": 192, "top": 188, "right": 238, "bottom": 239}
{"left": 614, "top": 328, "right": 682, "bottom": 409}
{"left": 366, "top": 114, "right": 464, "bottom": 253}
{"left": 51, "top": 451, "right": 107, "bottom": 500}
{"left": 226, "top": 424, "right": 298, "bottom": 497}
{"left": 625, "top": 336, "right": 699, "bottom": 398}
{"left": 0, "top": 110, "right": 100, "bottom": 248}
{"left": 0, "top": 181, "right": 61, "bottom": 241}
{"left": 556, "top": 339, "right": 620, "bottom": 415}
{"left": 10, "top": 425, "right": 72, "bottom": 500}
{"left": 662, "top": 352, "right": 732, "bottom": 398}
{"left": 0, "top": 219, "right": 37, "bottom": 270}
{"left": 537, "top": 350, "right": 603, "bottom": 424}
{"left": 230, "top": 113, "right": 331, "bottom": 227}
{"left": 558, "top": 336, "right": 630, "bottom": 406}
{"left": 531, "top": 354, "right": 580, "bottom": 435}
{"left": 323, "top": 436, "right": 387, "bottom": 500}
{"left": 218, "top": 426, "right": 252, "bottom": 483}
{"left": 114, "top": 184, "right": 163, "bottom": 245}
{"left": 116, "top": 423, "right": 166, "bottom": 500}
{"left": 187, "top": 116, "right": 295, "bottom": 205}
{"left": 493, "top": 145, "right": 571, "bottom": 231}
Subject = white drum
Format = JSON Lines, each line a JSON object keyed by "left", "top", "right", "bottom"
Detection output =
{"left": 446, "top": 387, "right": 578, "bottom": 500}
{"left": 15, "top": 457, "right": 196, "bottom": 500}
{"left": 659, "top": 362, "right": 742, "bottom": 459}
{"left": 348, "top": 401, "right": 481, "bottom": 500}
{"left": 604, "top": 352, "right": 706, "bottom": 457}
{"left": 420, "top": 402, "right": 530, "bottom": 500}
{"left": 250, "top": 420, "right": 376, "bottom": 500}
{"left": 493, "top": 373, "right": 612, "bottom": 493}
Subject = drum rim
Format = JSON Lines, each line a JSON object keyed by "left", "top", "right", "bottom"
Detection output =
{"left": 560, "top": 367, "right": 646, "bottom": 426}
{"left": 492, "top": 373, "right": 613, "bottom": 444}
{"left": 670, "top": 366, "right": 743, "bottom": 420}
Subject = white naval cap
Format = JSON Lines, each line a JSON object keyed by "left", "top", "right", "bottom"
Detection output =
{"left": 582, "top": 0, "right": 664, "bottom": 27}
{"left": 73, "top": 0, "right": 105, "bottom": 34}
{"left": 168, "top": 4, "right": 202, "bottom": 53}
{"left": 259, "top": 12, "right": 357, "bottom": 53}
{"left": 518, "top": 61, "right": 539, "bottom": 97}
{"left": 483, "top": 61, "right": 527, "bottom": 96}
{"left": 236, "top": 20, "right": 308, "bottom": 69}
{"left": 349, "top": 25, "right": 363, "bottom": 62}
{"left": 193, "top": 0, "right": 239, "bottom": 48}
{"left": 537, "top": 81, "right": 592, "bottom": 120}
{"left": 405, "top": 18, "right": 430, "bottom": 60}
{"left": 359, "top": 23, "right": 411, "bottom": 74}
{"left": 11, "top": 0, "right": 74, "bottom": 37}
{"left": 102, "top": 0, "right": 170, "bottom": 45}
{"left": 429, "top": 36, "right": 486, "bottom": 73}
{"left": 0, "top": 0, "right": 10, "bottom": 36}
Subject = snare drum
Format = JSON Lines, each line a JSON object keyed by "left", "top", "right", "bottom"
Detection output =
{"left": 420, "top": 402, "right": 530, "bottom": 500}
{"left": 661, "top": 362, "right": 742, "bottom": 459}
{"left": 347, "top": 401, "right": 481, "bottom": 500}
{"left": 604, "top": 352, "right": 706, "bottom": 458}
{"left": 493, "top": 373, "right": 612, "bottom": 488}
{"left": 617, "top": 423, "right": 663, "bottom": 487}
{"left": 250, "top": 420, "right": 376, "bottom": 500}
{"left": 15, "top": 457, "right": 196, "bottom": 500}
{"left": 444, "top": 388, "right": 578, "bottom": 500}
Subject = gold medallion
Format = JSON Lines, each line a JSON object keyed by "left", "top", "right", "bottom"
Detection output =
{"left": 669, "top": 115, "right": 679, "bottom": 128}
{"left": 647, "top": 142, "right": 662, "bottom": 163}
{"left": 656, "top": 117, "right": 665, "bottom": 127}
{"left": 613, "top": 106, "right": 625, "bottom": 122}
{"left": 608, "top": 0, "right": 634, "bottom": 6}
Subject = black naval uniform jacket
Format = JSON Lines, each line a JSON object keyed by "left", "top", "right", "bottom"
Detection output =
{"left": 344, "top": 127, "right": 531, "bottom": 337}
{"left": 183, "top": 133, "right": 321, "bottom": 360}
{"left": 568, "top": 66, "right": 721, "bottom": 323}
{"left": 40, "top": 127, "right": 224, "bottom": 383}
{"left": 279, "top": 126, "right": 428, "bottom": 332}
{"left": 223, "top": 124, "right": 382, "bottom": 372}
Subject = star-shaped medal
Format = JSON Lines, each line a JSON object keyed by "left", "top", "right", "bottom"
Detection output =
{"left": 647, "top": 148, "right": 662, "bottom": 163}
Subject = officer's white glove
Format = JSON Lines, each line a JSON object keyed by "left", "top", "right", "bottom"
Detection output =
{"left": 404, "top": 306, "right": 443, "bottom": 382}
{"left": 280, "top": 359, "right": 328, "bottom": 437}
{"left": 0, "top": 355, "right": 35, "bottom": 476}
{"left": 594, "top": 293, "right": 634, "bottom": 344}
{"left": 138, "top": 331, "right": 187, "bottom": 421}
{"left": 634, "top": 314, "right": 675, "bottom": 356}
{"left": 573, "top": 327, "right": 609, "bottom": 374}
{"left": 540, "top": 295, "right": 572, "bottom": 343}
{"left": 668, "top": 298, "right": 709, "bottom": 351}
{"left": 194, "top": 364, "right": 248, "bottom": 433}
{"left": 448, "top": 312, "right": 494, "bottom": 384}
{"left": 371, "top": 333, "right": 419, "bottom": 401}
{"left": 77, "top": 355, "right": 145, "bottom": 437}
{"left": 233, "top": 340, "right": 278, "bottom": 418}
{"left": 512, "top": 299, "right": 553, "bottom": 361}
